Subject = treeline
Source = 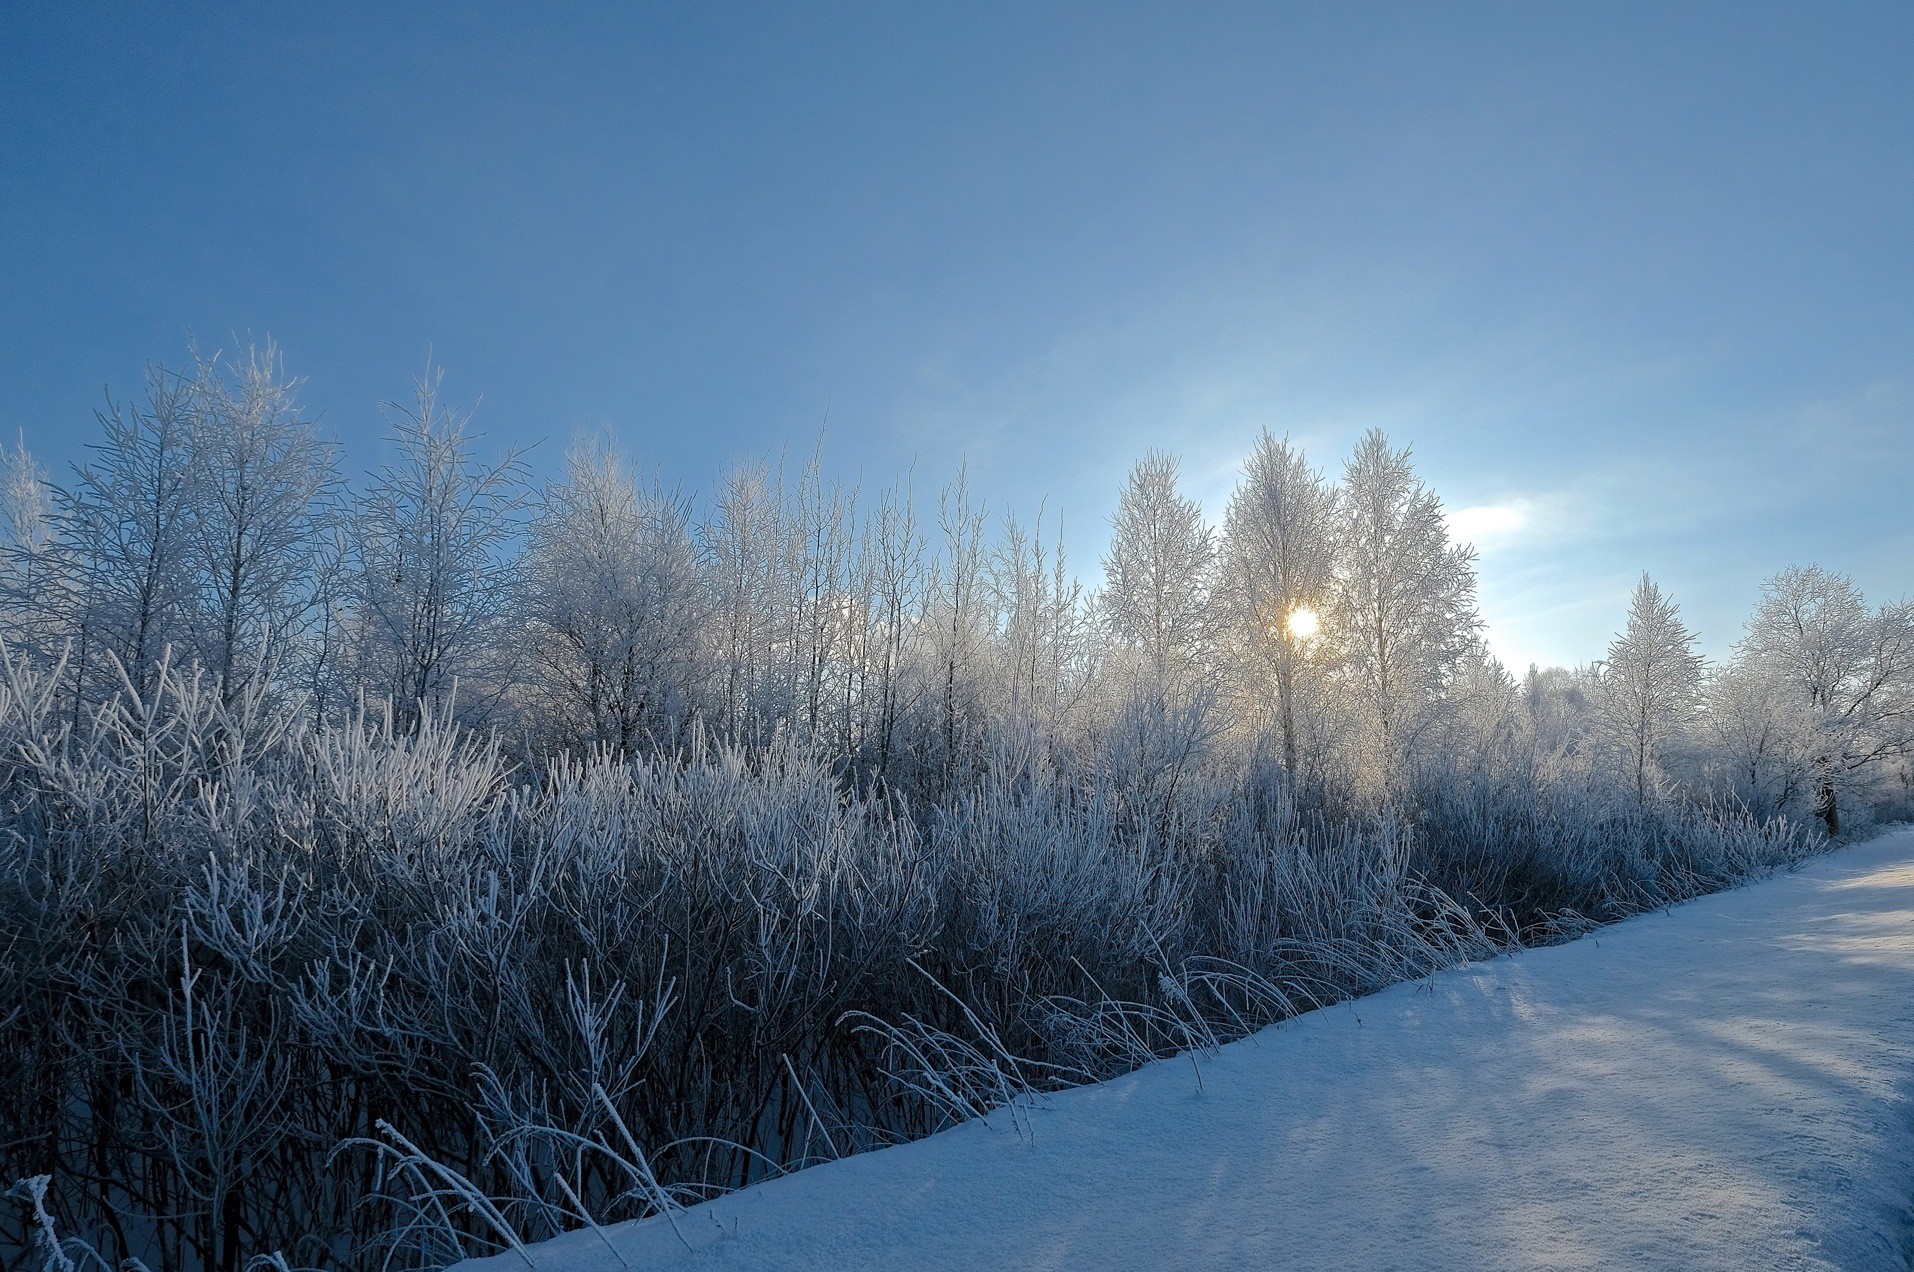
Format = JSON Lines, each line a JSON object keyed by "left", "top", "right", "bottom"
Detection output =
{"left": 3, "top": 346, "right": 1908, "bottom": 827}
{"left": 0, "top": 345, "right": 1908, "bottom": 1270}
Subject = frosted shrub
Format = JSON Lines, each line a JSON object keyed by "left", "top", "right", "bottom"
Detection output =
{"left": 0, "top": 661, "right": 1810, "bottom": 1270}
{"left": 1407, "top": 770, "right": 1810, "bottom": 934}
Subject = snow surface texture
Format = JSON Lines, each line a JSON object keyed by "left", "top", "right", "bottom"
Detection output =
{"left": 468, "top": 829, "right": 1914, "bottom": 1271}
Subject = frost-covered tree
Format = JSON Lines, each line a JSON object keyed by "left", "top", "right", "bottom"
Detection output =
{"left": 0, "top": 434, "right": 50, "bottom": 572}
{"left": 343, "top": 368, "right": 528, "bottom": 730}
{"left": 524, "top": 440, "right": 704, "bottom": 754}
{"left": 1522, "top": 663, "right": 1598, "bottom": 765}
{"left": 1101, "top": 450, "right": 1214, "bottom": 686}
{"left": 1325, "top": 430, "right": 1479, "bottom": 793}
{"left": 701, "top": 461, "right": 787, "bottom": 742}
{"left": 0, "top": 433, "right": 59, "bottom": 661}
{"left": 1594, "top": 574, "right": 1706, "bottom": 805}
{"left": 1701, "top": 658, "right": 1821, "bottom": 818}
{"left": 1220, "top": 432, "right": 1336, "bottom": 778}
{"left": 788, "top": 452, "right": 859, "bottom": 743}
{"left": 987, "top": 504, "right": 1088, "bottom": 732}
{"left": 183, "top": 346, "right": 341, "bottom": 706}
{"left": 54, "top": 366, "right": 203, "bottom": 705}
{"left": 1733, "top": 565, "right": 1914, "bottom": 834}
{"left": 928, "top": 468, "right": 991, "bottom": 786}
{"left": 1442, "top": 642, "right": 1524, "bottom": 781}
{"left": 858, "top": 480, "right": 931, "bottom": 780}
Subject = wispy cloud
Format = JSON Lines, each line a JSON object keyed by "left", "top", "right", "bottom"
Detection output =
{"left": 1449, "top": 501, "right": 1531, "bottom": 553}
{"left": 1447, "top": 493, "right": 1587, "bottom": 556}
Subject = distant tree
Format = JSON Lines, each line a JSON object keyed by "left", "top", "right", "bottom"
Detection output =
{"left": 523, "top": 439, "right": 703, "bottom": 754}
{"left": 1701, "top": 658, "right": 1821, "bottom": 818}
{"left": 1220, "top": 432, "right": 1336, "bottom": 779}
{"left": 1733, "top": 565, "right": 1914, "bottom": 835}
{"left": 343, "top": 367, "right": 529, "bottom": 730}
{"left": 1594, "top": 574, "right": 1706, "bottom": 806}
{"left": 54, "top": 366, "right": 202, "bottom": 707}
{"left": 0, "top": 433, "right": 60, "bottom": 662}
{"left": 858, "top": 479, "right": 931, "bottom": 781}
{"left": 987, "top": 503, "right": 1088, "bottom": 731}
{"left": 1324, "top": 429, "right": 1479, "bottom": 794}
{"left": 701, "top": 461, "right": 787, "bottom": 743}
{"left": 929, "top": 467, "right": 990, "bottom": 788}
{"left": 0, "top": 434, "right": 50, "bottom": 566}
{"left": 789, "top": 451, "right": 858, "bottom": 744}
{"left": 1443, "top": 642, "right": 1524, "bottom": 781}
{"left": 1101, "top": 449, "right": 1215, "bottom": 686}
{"left": 183, "top": 345, "right": 341, "bottom": 706}
{"left": 1522, "top": 663, "right": 1598, "bottom": 764}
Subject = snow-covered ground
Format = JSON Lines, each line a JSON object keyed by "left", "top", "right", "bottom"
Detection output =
{"left": 469, "top": 829, "right": 1914, "bottom": 1271}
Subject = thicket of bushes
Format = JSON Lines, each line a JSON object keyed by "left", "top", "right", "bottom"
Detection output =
{"left": 0, "top": 651, "right": 1812, "bottom": 1271}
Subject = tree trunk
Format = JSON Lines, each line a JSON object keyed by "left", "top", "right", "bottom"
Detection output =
{"left": 1276, "top": 643, "right": 1298, "bottom": 779}
{"left": 1815, "top": 777, "right": 1840, "bottom": 838}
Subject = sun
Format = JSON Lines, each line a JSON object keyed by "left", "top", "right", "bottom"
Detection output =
{"left": 1286, "top": 607, "right": 1321, "bottom": 641}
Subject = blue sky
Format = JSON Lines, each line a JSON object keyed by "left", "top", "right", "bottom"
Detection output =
{"left": 3, "top": 1, "right": 1910, "bottom": 671}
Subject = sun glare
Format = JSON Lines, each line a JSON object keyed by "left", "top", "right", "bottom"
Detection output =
{"left": 1286, "top": 607, "right": 1320, "bottom": 641}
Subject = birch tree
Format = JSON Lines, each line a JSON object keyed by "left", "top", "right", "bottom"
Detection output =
{"left": 1101, "top": 450, "right": 1214, "bottom": 687}
{"left": 859, "top": 480, "right": 931, "bottom": 780}
{"left": 524, "top": 440, "right": 704, "bottom": 754}
{"left": 929, "top": 468, "right": 990, "bottom": 787}
{"left": 343, "top": 368, "right": 529, "bottom": 730}
{"left": 1701, "top": 659, "right": 1820, "bottom": 818}
{"left": 183, "top": 345, "right": 341, "bottom": 706}
{"left": 1325, "top": 429, "right": 1479, "bottom": 794}
{"left": 701, "top": 462, "right": 786, "bottom": 743}
{"left": 1220, "top": 432, "right": 1335, "bottom": 778}
{"left": 1594, "top": 574, "right": 1706, "bottom": 805}
{"left": 0, "top": 434, "right": 60, "bottom": 663}
{"left": 1734, "top": 565, "right": 1914, "bottom": 834}
{"left": 790, "top": 453, "right": 858, "bottom": 744}
{"left": 987, "top": 504, "right": 1087, "bottom": 731}
{"left": 55, "top": 366, "right": 202, "bottom": 706}
{"left": 1521, "top": 663, "right": 1597, "bottom": 764}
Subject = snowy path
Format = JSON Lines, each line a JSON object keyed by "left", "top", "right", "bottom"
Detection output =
{"left": 471, "top": 829, "right": 1914, "bottom": 1271}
